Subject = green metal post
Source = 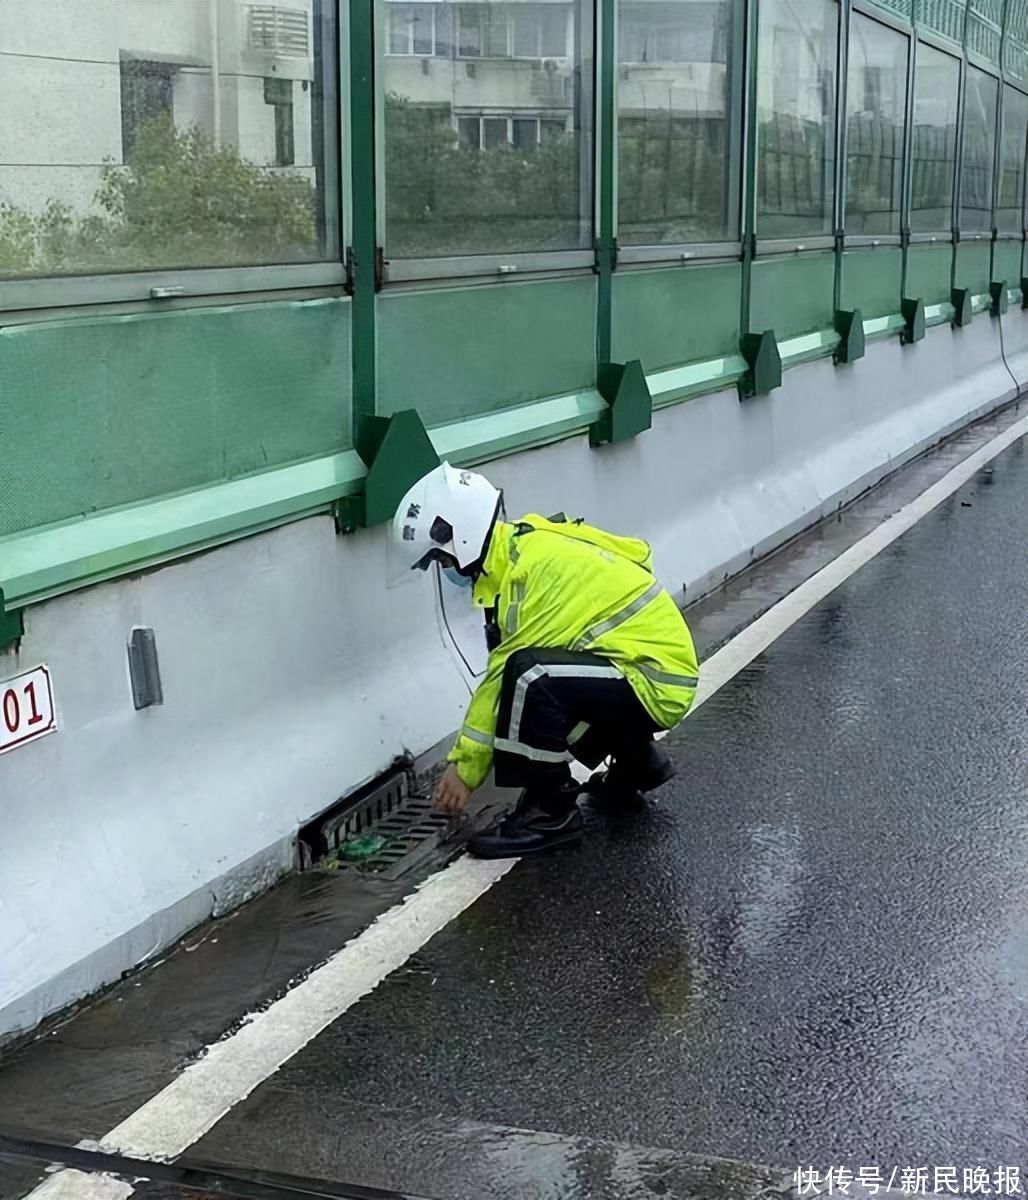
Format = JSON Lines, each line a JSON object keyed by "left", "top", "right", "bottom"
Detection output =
{"left": 900, "top": 30, "right": 917, "bottom": 298}
{"left": 349, "top": 0, "right": 378, "bottom": 458}
{"left": 596, "top": 0, "right": 616, "bottom": 366}
{"left": 834, "top": 0, "right": 852, "bottom": 316}
{"left": 740, "top": 0, "right": 760, "bottom": 337}
{"left": 951, "top": 1, "right": 971, "bottom": 294}
{"left": 991, "top": 0, "right": 1010, "bottom": 288}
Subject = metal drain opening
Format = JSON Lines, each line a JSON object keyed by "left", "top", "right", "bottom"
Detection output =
{"left": 298, "top": 759, "right": 455, "bottom": 880}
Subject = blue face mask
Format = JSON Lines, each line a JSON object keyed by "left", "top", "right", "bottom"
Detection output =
{"left": 442, "top": 565, "right": 474, "bottom": 590}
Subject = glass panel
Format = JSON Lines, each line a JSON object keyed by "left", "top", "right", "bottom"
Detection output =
{"left": 382, "top": 0, "right": 594, "bottom": 259}
{"left": 484, "top": 12, "right": 510, "bottom": 56}
{"left": 0, "top": 0, "right": 335, "bottom": 278}
{"left": 845, "top": 14, "right": 908, "bottom": 237}
{"left": 756, "top": 0, "right": 839, "bottom": 239}
{"left": 539, "top": 7, "right": 568, "bottom": 56}
{"left": 458, "top": 8, "right": 482, "bottom": 55}
{"left": 617, "top": 0, "right": 741, "bottom": 246}
{"left": 910, "top": 42, "right": 960, "bottom": 233}
{"left": 512, "top": 117, "right": 538, "bottom": 147}
{"left": 506, "top": 5, "right": 567, "bottom": 58}
{"left": 483, "top": 117, "right": 509, "bottom": 147}
{"left": 996, "top": 86, "right": 1028, "bottom": 232}
{"left": 458, "top": 115, "right": 481, "bottom": 147}
{"left": 960, "top": 65, "right": 999, "bottom": 233}
{"left": 412, "top": 4, "right": 436, "bottom": 55}
{"left": 514, "top": 9, "right": 540, "bottom": 55}
{"left": 389, "top": 4, "right": 414, "bottom": 53}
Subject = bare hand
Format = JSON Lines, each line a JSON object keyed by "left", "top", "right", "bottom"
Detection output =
{"left": 435, "top": 763, "right": 472, "bottom": 816}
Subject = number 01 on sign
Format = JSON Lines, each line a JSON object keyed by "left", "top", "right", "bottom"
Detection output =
{"left": 0, "top": 666, "right": 57, "bottom": 756}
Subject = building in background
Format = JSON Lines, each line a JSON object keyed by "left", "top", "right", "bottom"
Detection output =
{"left": 0, "top": 0, "right": 317, "bottom": 267}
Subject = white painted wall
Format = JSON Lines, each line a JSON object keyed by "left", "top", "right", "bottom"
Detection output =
{"left": 1, "top": 309, "right": 1025, "bottom": 1042}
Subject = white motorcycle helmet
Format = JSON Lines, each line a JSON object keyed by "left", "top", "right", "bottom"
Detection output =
{"left": 392, "top": 462, "right": 502, "bottom": 574}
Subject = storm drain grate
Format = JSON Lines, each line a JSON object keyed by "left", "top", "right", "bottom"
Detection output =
{"left": 299, "top": 763, "right": 456, "bottom": 880}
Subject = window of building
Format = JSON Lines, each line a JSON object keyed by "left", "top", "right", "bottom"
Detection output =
{"left": 617, "top": 0, "right": 741, "bottom": 247}
{"left": 756, "top": 0, "right": 839, "bottom": 240}
{"left": 1, "top": 0, "right": 338, "bottom": 291}
{"left": 456, "top": 112, "right": 569, "bottom": 148}
{"left": 388, "top": 3, "right": 439, "bottom": 55}
{"left": 996, "top": 86, "right": 1028, "bottom": 232}
{"left": 910, "top": 42, "right": 960, "bottom": 233}
{"left": 120, "top": 58, "right": 176, "bottom": 161}
{"left": 960, "top": 66, "right": 999, "bottom": 233}
{"left": 513, "top": 6, "right": 568, "bottom": 58}
{"left": 455, "top": 4, "right": 569, "bottom": 60}
{"left": 381, "top": 1, "right": 592, "bottom": 261}
{"left": 620, "top": 1, "right": 728, "bottom": 66}
{"left": 264, "top": 78, "right": 296, "bottom": 168}
{"left": 844, "top": 13, "right": 908, "bottom": 237}
{"left": 458, "top": 5, "right": 512, "bottom": 57}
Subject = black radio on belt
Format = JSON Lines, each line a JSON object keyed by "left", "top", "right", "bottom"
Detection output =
{"left": 484, "top": 606, "right": 501, "bottom": 652}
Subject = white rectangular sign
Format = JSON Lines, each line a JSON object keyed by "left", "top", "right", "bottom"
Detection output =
{"left": 0, "top": 665, "right": 57, "bottom": 756}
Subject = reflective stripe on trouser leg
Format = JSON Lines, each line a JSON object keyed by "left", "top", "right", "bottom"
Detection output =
{"left": 507, "top": 663, "right": 622, "bottom": 751}
{"left": 494, "top": 650, "right": 624, "bottom": 788}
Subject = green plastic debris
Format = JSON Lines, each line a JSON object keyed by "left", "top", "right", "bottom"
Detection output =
{"left": 338, "top": 833, "right": 387, "bottom": 862}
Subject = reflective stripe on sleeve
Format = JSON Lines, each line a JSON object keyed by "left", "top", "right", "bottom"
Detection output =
{"left": 505, "top": 580, "right": 526, "bottom": 635}
{"left": 637, "top": 663, "right": 700, "bottom": 689}
{"left": 460, "top": 725, "right": 494, "bottom": 748}
{"left": 572, "top": 580, "right": 663, "bottom": 650}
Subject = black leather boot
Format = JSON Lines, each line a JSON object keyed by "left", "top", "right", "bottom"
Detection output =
{"left": 584, "top": 741, "right": 675, "bottom": 808}
{"left": 468, "top": 782, "right": 583, "bottom": 859}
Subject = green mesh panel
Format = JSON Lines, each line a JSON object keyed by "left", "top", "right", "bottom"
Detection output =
{"left": 1005, "top": 0, "right": 1028, "bottom": 82}
{"left": 870, "top": 0, "right": 914, "bottom": 18}
{"left": 916, "top": 0, "right": 967, "bottom": 42}
{"left": 966, "top": 0, "right": 1002, "bottom": 62}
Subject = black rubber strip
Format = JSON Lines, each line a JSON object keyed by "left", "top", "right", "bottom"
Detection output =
{"left": 0, "top": 1132, "right": 436, "bottom": 1200}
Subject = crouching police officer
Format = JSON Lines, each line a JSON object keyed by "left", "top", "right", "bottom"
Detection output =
{"left": 392, "top": 463, "right": 699, "bottom": 858}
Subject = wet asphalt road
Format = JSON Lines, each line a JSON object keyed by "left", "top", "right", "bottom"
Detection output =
{"left": 1, "top": 420, "right": 1026, "bottom": 1200}
{"left": 192, "top": 436, "right": 1028, "bottom": 1195}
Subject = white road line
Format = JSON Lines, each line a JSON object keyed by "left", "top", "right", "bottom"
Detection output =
{"left": 689, "top": 413, "right": 1024, "bottom": 711}
{"left": 28, "top": 415, "right": 1026, "bottom": 1197}
{"left": 28, "top": 1170, "right": 132, "bottom": 1199}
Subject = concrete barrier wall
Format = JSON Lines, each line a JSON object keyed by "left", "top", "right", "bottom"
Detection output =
{"left": 1, "top": 310, "right": 1025, "bottom": 1043}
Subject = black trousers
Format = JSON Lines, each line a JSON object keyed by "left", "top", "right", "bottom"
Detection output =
{"left": 493, "top": 647, "right": 661, "bottom": 790}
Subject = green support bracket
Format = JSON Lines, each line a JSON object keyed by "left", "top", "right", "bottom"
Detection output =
{"left": 990, "top": 280, "right": 1009, "bottom": 317}
{"left": 951, "top": 287, "right": 973, "bottom": 327}
{"left": 738, "top": 331, "right": 782, "bottom": 400}
{"left": 833, "top": 309, "right": 865, "bottom": 365}
{"left": 901, "top": 297, "right": 926, "bottom": 345}
{"left": 0, "top": 592, "right": 24, "bottom": 653}
{"left": 334, "top": 410, "right": 440, "bottom": 533}
{"left": 590, "top": 360, "right": 652, "bottom": 448}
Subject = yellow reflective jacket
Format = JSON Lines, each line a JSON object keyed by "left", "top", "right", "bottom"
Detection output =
{"left": 448, "top": 514, "right": 700, "bottom": 789}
